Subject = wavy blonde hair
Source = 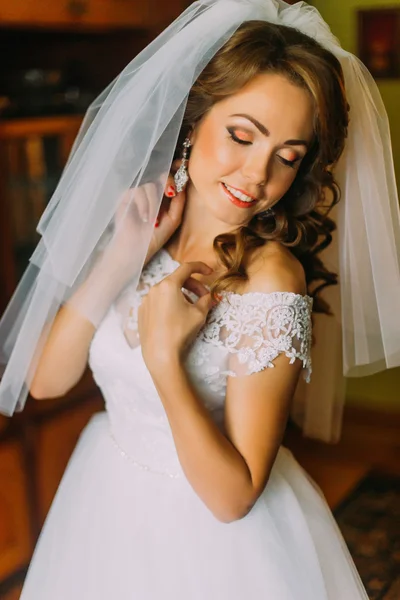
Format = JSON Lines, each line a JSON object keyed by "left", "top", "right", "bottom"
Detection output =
{"left": 175, "top": 21, "right": 349, "bottom": 314}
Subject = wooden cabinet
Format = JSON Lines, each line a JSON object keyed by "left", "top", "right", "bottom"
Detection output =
{"left": 0, "top": 381, "right": 104, "bottom": 595}
{"left": 0, "top": 3, "right": 188, "bottom": 594}
{"left": 0, "top": 442, "right": 32, "bottom": 582}
{"left": 0, "top": 0, "right": 145, "bottom": 29}
{"left": 0, "top": 115, "right": 83, "bottom": 309}
{"left": 0, "top": 114, "right": 104, "bottom": 594}
{"left": 0, "top": 0, "right": 186, "bottom": 31}
{"left": 35, "top": 397, "right": 103, "bottom": 524}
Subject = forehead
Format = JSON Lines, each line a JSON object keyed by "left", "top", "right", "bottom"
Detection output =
{"left": 213, "top": 72, "right": 315, "bottom": 140}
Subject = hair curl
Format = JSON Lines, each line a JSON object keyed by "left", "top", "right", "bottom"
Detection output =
{"left": 175, "top": 21, "right": 349, "bottom": 314}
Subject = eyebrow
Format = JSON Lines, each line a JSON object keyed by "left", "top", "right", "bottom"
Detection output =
{"left": 230, "top": 113, "right": 310, "bottom": 148}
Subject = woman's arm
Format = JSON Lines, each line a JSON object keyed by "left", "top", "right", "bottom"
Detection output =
{"left": 141, "top": 254, "right": 307, "bottom": 523}
{"left": 30, "top": 176, "right": 184, "bottom": 400}
{"left": 151, "top": 353, "right": 301, "bottom": 524}
{"left": 29, "top": 257, "right": 134, "bottom": 400}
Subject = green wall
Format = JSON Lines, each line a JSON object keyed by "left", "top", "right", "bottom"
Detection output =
{"left": 312, "top": 0, "right": 400, "bottom": 411}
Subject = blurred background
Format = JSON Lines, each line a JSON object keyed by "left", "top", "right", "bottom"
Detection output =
{"left": 0, "top": 1, "right": 399, "bottom": 599}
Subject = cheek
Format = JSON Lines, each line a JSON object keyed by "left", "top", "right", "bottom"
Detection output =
{"left": 268, "top": 166, "right": 298, "bottom": 199}
{"left": 190, "top": 128, "right": 240, "bottom": 178}
{"left": 214, "top": 144, "right": 239, "bottom": 171}
{"left": 283, "top": 169, "right": 298, "bottom": 187}
{"left": 279, "top": 173, "right": 298, "bottom": 199}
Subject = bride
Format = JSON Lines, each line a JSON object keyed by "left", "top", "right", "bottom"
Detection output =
{"left": 1, "top": 1, "right": 399, "bottom": 598}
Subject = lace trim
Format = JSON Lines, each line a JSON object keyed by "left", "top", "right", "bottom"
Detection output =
{"left": 195, "top": 291, "right": 313, "bottom": 383}
{"left": 125, "top": 248, "right": 313, "bottom": 384}
{"left": 125, "top": 249, "right": 180, "bottom": 331}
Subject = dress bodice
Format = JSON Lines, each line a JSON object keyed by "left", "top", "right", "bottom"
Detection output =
{"left": 88, "top": 248, "right": 313, "bottom": 478}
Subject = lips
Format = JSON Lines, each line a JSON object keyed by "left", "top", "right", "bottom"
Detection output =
{"left": 221, "top": 182, "right": 258, "bottom": 208}
{"left": 225, "top": 183, "right": 258, "bottom": 202}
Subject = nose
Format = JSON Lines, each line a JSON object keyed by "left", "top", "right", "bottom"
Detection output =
{"left": 240, "top": 148, "right": 271, "bottom": 187}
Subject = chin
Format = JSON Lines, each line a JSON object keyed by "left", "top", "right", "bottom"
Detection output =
{"left": 211, "top": 205, "right": 252, "bottom": 228}
{"left": 193, "top": 183, "right": 254, "bottom": 227}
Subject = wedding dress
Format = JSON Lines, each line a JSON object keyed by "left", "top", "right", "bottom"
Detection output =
{"left": 20, "top": 247, "right": 368, "bottom": 599}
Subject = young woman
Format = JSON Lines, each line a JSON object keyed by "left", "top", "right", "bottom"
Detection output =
{"left": 1, "top": 1, "right": 399, "bottom": 598}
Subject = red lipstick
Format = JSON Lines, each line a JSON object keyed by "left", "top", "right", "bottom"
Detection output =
{"left": 221, "top": 183, "right": 258, "bottom": 209}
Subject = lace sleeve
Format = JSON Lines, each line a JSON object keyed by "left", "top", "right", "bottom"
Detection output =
{"left": 198, "top": 291, "right": 313, "bottom": 383}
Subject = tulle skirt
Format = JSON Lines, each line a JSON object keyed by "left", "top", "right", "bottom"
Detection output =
{"left": 20, "top": 412, "right": 368, "bottom": 599}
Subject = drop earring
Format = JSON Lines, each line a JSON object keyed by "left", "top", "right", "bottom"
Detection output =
{"left": 174, "top": 138, "right": 192, "bottom": 193}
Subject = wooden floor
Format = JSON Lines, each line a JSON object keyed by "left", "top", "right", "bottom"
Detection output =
{"left": 285, "top": 406, "right": 400, "bottom": 510}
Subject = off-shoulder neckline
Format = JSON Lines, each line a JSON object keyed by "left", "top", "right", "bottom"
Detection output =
{"left": 158, "top": 248, "right": 313, "bottom": 303}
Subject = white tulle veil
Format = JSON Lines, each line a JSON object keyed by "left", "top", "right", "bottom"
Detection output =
{"left": 1, "top": 0, "right": 400, "bottom": 442}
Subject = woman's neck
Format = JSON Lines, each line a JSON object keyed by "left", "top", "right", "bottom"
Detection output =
{"left": 164, "top": 185, "right": 236, "bottom": 268}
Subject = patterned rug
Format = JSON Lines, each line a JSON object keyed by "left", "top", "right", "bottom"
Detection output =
{"left": 335, "top": 472, "right": 400, "bottom": 600}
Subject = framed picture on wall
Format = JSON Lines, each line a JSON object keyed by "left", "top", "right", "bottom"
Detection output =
{"left": 358, "top": 8, "right": 400, "bottom": 78}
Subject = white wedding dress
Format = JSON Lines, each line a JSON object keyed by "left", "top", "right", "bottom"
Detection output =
{"left": 20, "top": 248, "right": 368, "bottom": 599}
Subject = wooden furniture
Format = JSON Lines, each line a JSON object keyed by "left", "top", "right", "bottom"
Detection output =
{"left": 0, "top": 115, "right": 83, "bottom": 309}
{"left": 0, "top": 115, "right": 104, "bottom": 596}
{"left": 0, "top": 376, "right": 103, "bottom": 597}
{"left": 0, "top": 0, "right": 185, "bottom": 31}
{"left": 0, "top": 3, "right": 186, "bottom": 596}
{"left": 0, "top": 2, "right": 188, "bottom": 589}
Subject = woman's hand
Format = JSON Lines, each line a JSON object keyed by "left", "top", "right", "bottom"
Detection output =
{"left": 138, "top": 262, "right": 214, "bottom": 375}
{"left": 100, "top": 163, "right": 186, "bottom": 280}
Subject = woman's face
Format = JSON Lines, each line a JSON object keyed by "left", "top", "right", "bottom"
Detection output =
{"left": 187, "top": 72, "right": 315, "bottom": 227}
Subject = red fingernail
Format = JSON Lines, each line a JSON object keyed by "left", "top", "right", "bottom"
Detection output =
{"left": 154, "top": 219, "right": 159, "bottom": 228}
{"left": 166, "top": 185, "right": 176, "bottom": 197}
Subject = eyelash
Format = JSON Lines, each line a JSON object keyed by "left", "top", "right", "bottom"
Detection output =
{"left": 227, "top": 127, "right": 299, "bottom": 169}
{"left": 279, "top": 156, "right": 298, "bottom": 169}
{"left": 227, "top": 127, "right": 251, "bottom": 146}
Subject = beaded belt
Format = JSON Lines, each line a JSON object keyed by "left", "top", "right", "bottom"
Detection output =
{"left": 109, "top": 430, "right": 182, "bottom": 479}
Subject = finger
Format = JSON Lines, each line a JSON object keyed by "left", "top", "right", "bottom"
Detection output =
{"left": 115, "top": 188, "right": 134, "bottom": 215}
{"left": 164, "top": 173, "right": 176, "bottom": 198}
{"left": 154, "top": 195, "right": 172, "bottom": 227}
{"left": 196, "top": 292, "right": 214, "bottom": 314}
{"left": 168, "top": 262, "right": 213, "bottom": 287}
{"left": 166, "top": 186, "right": 186, "bottom": 225}
{"left": 131, "top": 187, "right": 151, "bottom": 223}
{"left": 181, "top": 289, "right": 195, "bottom": 304}
{"left": 114, "top": 189, "right": 137, "bottom": 228}
{"left": 182, "top": 276, "right": 210, "bottom": 299}
{"left": 142, "top": 182, "right": 162, "bottom": 223}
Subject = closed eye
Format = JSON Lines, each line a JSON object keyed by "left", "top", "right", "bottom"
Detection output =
{"left": 227, "top": 126, "right": 302, "bottom": 167}
{"left": 227, "top": 127, "right": 252, "bottom": 146}
{"left": 278, "top": 156, "right": 300, "bottom": 169}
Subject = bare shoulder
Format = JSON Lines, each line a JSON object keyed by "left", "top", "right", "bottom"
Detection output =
{"left": 242, "top": 242, "right": 307, "bottom": 296}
